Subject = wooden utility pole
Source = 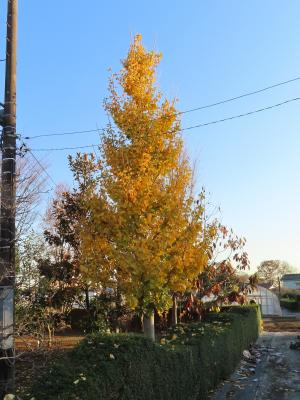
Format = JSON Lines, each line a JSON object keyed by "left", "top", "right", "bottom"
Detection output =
{"left": 0, "top": 0, "right": 18, "bottom": 397}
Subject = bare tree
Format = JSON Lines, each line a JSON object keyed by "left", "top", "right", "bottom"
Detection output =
{"left": 0, "top": 152, "right": 49, "bottom": 280}
{"left": 0, "top": 153, "right": 50, "bottom": 363}
{"left": 15, "top": 154, "right": 49, "bottom": 239}
{"left": 256, "top": 260, "right": 295, "bottom": 288}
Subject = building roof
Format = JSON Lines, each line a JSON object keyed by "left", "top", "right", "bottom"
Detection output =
{"left": 281, "top": 273, "right": 300, "bottom": 281}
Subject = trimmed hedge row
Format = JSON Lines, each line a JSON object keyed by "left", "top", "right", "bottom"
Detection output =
{"left": 280, "top": 298, "right": 299, "bottom": 311}
{"left": 282, "top": 291, "right": 300, "bottom": 301}
{"left": 27, "top": 305, "right": 261, "bottom": 400}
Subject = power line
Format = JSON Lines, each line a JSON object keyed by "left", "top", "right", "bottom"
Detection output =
{"left": 27, "top": 149, "right": 57, "bottom": 186}
{"left": 29, "top": 144, "right": 98, "bottom": 152}
{"left": 179, "top": 76, "right": 300, "bottom": 114}
{"left": 24, "top": 128, "right": 101, "bottom": 140}
{"left": 181, "top": 97, "right": 300, "bottom": 131}
{"left": 23, "top": 76, "right": 300, "bottom": 140}
{"left": 26, "top": 96, "right": 300, "bottom": 152}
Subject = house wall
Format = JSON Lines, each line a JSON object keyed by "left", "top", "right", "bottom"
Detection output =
{"left": 282, "top": 280, "right": 300, "bottom": 290}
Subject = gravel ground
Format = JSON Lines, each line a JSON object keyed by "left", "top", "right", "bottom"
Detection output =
{"left": 210, "top": 332, "right": 300, "bottom": 400}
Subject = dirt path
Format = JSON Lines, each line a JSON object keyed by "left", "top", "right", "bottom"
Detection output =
{"left": 263, "top": 317, "right": 300, "bottom": 332}
{"left": 210, "top": 332, "right": 300, "bottom": 400}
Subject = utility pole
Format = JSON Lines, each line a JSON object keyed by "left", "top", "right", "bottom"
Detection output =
{"left": 0, "top": 0, "right": 18, "bottom": 397}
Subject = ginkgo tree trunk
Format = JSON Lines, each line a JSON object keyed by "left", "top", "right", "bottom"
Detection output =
{"left": 78, "top": 35, "right": 215, "bottom": 340}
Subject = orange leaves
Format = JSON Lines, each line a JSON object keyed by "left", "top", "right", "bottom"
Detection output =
{"left": 121, "top": 34, "right": 161, "bottom": 103}
{"left": 126, "top": 189, "right": 136, "bottom": 203}
{"left": 75, "top": 35, "right": 213, "bottom": 313}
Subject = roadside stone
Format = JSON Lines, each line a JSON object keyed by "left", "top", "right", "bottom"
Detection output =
{"left": 290, "top": 341, "right": 300, "bottom": 350}
{"left": 242, "top": 350, "right": 251, "bottom": 359}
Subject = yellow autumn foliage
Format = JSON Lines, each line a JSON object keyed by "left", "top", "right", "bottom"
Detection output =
{"left": 79, "top": 35, "right": 215, "bottom": 313}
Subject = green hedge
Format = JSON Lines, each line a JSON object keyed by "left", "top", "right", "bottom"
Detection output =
{"left": 27, "top": 305, "right": 261, "bottom": 400}
{"left": 280, "top": 298, "right": 299, "bottom": 311}
{"left": 281, "top": 292, "right": 300, "bottom": 301}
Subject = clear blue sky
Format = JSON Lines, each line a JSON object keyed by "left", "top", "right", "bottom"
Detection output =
{"left": 1, "top": 0, "right": 300, "bottom": 271}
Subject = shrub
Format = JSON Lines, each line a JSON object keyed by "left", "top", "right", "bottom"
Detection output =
{"left": 27, "top": 305, "right": 260, "bottom": 400}
{"left": 280, "top": 298, "right": 299, "bottom": 311}
{"left": 281, "top": 291, "right": 300, "bottom": 302}
{"left": 68, "top": 295, "right": 134, "bottom": 334}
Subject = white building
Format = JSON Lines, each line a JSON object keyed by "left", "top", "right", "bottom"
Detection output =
{"left": 281, "top": 274, "right": 300, "bottom": 290}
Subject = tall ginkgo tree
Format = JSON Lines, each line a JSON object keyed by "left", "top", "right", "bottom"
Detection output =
{"left": 78, "top": 35, "right": 215, "bottom": 339}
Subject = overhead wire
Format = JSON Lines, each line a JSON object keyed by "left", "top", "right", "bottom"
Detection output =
{"left": 181, "top": 96, "right": 300, "bottom": 131}
{"left": 29, "top": 144, "right": 98, "bottom": 152}
{"left": 27, "top": 149, "right": 57, "bottom": 187}
{"left": 24, "top": 128, "right": 101, "bottom": 140}
{"left": 23, "top": 76, "right": 300, "bottom": 140}
{"left": 179, "top": 76, "right": 300, "bottom": 114}
{"left": 25, "top": 96, "right": 300, "bottom": 152}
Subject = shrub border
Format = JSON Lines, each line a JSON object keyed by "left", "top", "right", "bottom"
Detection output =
{"left": 28, "top": 305, "right": 261, "bottom": 400}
